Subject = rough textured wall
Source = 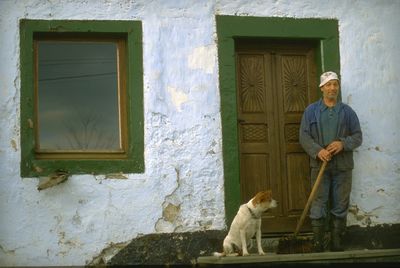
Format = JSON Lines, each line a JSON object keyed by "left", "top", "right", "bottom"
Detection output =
{"left": 0, "top": 0, "right": 399, "bottom": 266}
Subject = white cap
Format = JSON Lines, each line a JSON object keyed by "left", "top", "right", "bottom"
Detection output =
{"left": 319, "top": 71, "right": 339, "bottom": 87}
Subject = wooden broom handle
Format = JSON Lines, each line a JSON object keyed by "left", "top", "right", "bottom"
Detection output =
{"left": 294, "top": 161, "right": 327, "bottom": 236}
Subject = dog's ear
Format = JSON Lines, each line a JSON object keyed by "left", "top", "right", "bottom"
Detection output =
{"left": 261, "top": 190, "right": 272, "bottom": 202}
{"left": 252, "top": 190, "right": 272, "bottom": 205}
{"left": 252, "top": 192, "right": 262, "bottom": 205}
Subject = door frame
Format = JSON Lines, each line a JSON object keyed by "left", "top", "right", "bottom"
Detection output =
{"left": 216, "top": 15, "right": 340, "bottom": 227}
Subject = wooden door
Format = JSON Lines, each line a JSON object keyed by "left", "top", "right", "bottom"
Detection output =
{"left": 236, "top": 39, "right": 318, "bottom": 234}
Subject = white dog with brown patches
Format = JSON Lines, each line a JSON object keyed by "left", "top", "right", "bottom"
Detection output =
{"left": 214, "top": 190, "right": 278, "bottom": 257}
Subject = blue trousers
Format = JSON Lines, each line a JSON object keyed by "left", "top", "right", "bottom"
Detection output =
{"left": 309, "top": 167, "right": 352, "bottom": 220}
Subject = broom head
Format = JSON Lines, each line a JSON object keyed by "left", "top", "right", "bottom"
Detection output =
{"left": 277, "top": 235, "right": 313, "bottom": 254}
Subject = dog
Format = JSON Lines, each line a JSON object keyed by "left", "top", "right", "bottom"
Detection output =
{"left": 214, "top": 190, "right": 277, "bottom": 257}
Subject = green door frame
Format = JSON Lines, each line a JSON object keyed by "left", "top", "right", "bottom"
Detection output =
{"left": 216, "top": 15, "right": 340, "bottom": 226}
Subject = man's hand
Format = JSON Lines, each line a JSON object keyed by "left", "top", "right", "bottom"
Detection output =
{"left": 326, "top": 141, "right": 344, "bottom": 156}
{"left": 318, "top": 148, "right": 332, "bottom": 162}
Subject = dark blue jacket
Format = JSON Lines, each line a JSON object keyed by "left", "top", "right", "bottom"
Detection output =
{"left": 299, "top": 99, "right": 362, "bottom": 170}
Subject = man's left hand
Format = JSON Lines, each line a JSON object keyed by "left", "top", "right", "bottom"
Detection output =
{"left": 326, "top": 141, "right": 344, "bottom": 155}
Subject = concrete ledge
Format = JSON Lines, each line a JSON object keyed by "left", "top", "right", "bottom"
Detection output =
{"left": 108, "top": 225, "right": 400, "bottom": 265}
{"left": 197, "top": 248, "right": 400, "bottom": 265}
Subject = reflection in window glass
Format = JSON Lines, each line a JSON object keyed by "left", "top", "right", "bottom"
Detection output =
{"left": 37, "top": 41, "right": 121, "bottom": 151}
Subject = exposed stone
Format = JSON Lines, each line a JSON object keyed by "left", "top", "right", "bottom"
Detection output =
{"left": 345, "top": 224, "right": 400, "bottom": 250}
{"left": 107, "top": 230, "right": 225, "bottom": 266}
{"left": 163, "top": 203, "right": 181, "bottom": 223}
{"left": 89, "top": 241, "right": 129, "bottom": 266}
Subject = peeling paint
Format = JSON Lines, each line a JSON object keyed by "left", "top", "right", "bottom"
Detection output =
{"left": 368, "top": 146, "right": 382, "bottom": 152}
{"left": 0, "top": 244, "right": 16, "bottom": 256}
{"left": 10, "top": 139, "right": 17, "bottom": 151}
{"left": 88, "top": 241, "right": 129, "bottom": 266}
{"left": 348, "top": 204, "right": 384, "bottom": 226}
{"left": 155, "top": 167, "right": 183, "bottom": 232}
{"left": 104, "top": 172, "right": 128, "bottom": 180}
{"left": 27, "top": 118, "right": 33, "bottom": 129}
{"left": 167, "top": 86, "right": 188, "bottom": 112}
{"left": 72, "top": 211, "right": 82, "bottom": 226}
{"left": 37, "top": 171, "right": 69, "bottom": 191}
{"left": 163, "top": 203, "right": 181, "bottom": 223}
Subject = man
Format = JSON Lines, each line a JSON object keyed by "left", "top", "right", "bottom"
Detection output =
{"left": 299, "top": 71, "right": 362, "bottom": 252}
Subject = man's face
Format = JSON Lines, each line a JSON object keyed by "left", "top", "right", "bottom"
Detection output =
{"left": 320, "top": 79, "right": 340, "bottom": 100}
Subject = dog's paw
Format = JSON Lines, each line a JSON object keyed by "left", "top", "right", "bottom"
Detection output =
{"left": 258, "top": 251, "right": 266, "bottom": 255}
{"left": 227, "top": 253, "right": 239, "bottom": 257}
{"left": 242, "top": 252, "right": 250, "bottom": 256}
{"left": 213, "top": 252, "right": 225, "bottom": 257}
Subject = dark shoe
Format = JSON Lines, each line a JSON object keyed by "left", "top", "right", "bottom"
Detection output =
{"left": 331, "top": 229, "right": 344, "bottom": 251}
{"left": 313, "top": 240, "right": 324, "bottom": 252}
{"left": 312, "top": 218, "right": 325, "bottom": 253}
{"left": 331, "top": 217, "right": 346, "bottom": 251}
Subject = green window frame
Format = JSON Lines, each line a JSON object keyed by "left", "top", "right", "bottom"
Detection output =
{"left": 216, "top": 15, "right": 340, "bottom": 225}
{"left": 20, "top": 20, "right": 144, "bottom": 177}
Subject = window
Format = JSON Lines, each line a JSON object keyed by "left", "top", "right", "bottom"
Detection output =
{"left": 20, "top": 20, "right": 144, "bottom": 177}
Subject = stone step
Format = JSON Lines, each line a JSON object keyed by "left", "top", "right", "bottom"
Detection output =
{"left": 197, "top": 248, "right": 400, "bottom": 265}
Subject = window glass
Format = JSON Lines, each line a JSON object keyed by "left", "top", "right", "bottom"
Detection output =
{"left": 36, "top": 41, "right": 121, "bottom": 151}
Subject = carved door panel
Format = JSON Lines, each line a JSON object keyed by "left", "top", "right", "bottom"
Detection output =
{"left": 236, "top": 40, "right": 318, "bottom": 233}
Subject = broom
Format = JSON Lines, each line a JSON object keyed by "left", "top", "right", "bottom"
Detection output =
{"left": 277, "top": 161, "right": 327, "bottom": 254}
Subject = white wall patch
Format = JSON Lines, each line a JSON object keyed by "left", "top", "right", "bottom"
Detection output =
{"left": 188, "top": 45, "right": 216, "bottom": 74}
{"left": 167, "top": 86, "right": 189, "bottom": 112}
